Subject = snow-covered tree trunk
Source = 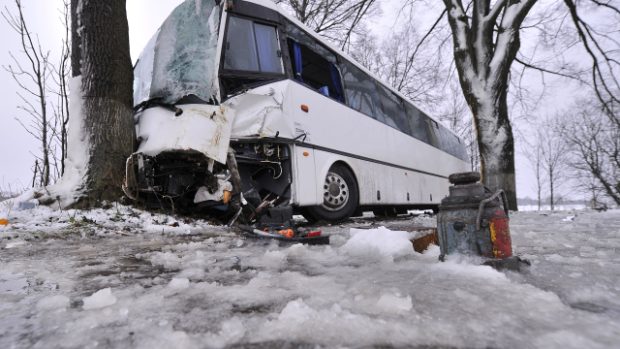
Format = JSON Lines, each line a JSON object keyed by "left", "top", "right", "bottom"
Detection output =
{"left": 65, "top": 0, "right": 134, "bottom": 208}
{"left": 443, "top": 0, "right": 537, "bottom": 210}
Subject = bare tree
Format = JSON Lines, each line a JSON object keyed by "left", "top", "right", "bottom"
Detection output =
{"left": 386, "top": 0, "right": 618, "bottom": 211}
{"left": 274, "top": 0, "right": 379, "bottom": 50}
{"left": 440, "top": 0, "right": 538, "bottom": 210}
{"left": 522, "top": 132, "right": 545, "bottom": 210}
{"left": 51, "top": 0, "right": 71, "bottom": 176}
{"left": 541, "top": 116, "right": 569, "bottom": 210}
{"left": 2, "top": 0, "right": 53, "bottom": 187}
{"left": 560, "top": 98, "right": 620, "bottom": 205}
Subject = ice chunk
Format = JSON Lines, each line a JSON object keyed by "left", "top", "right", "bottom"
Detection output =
{"left": 562, "top": 215, "right": 576, "bottom": 222}
{"left": 36, "top": 295, "right": 70, "bottom": 311}
{"left": 83, "top": 288, "right": 117, "bottom": 310}
{"left": 341, "top": 226, "right": 413, "bottom": 262}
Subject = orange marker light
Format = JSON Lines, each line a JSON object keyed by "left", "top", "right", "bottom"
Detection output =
{"left": 301, "top": 104, "right": 309, "bottom": 113}
{"left": 303, "top": 151, "right": 310, "bottom": 157}
{"left": 223, "top": 191, "right": 232, "bottom": 204}
{"left": 0, "top": 218, "right": 8, "bottom": 226}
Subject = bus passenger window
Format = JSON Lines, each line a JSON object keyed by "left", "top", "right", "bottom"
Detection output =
{"left": 375, "top": 83, "right": 408, "bottom": 133}
{"left": 340, "top": 61, "right": 376, "bottom": 118}
{"left": 224, "top": 17, "right": 283, "bottom": 74}
{"left": 288, "top": 40, "right": 344, "bottom": 103}
{"left": 405, "top": 104, "right": 430, "bottom": 143}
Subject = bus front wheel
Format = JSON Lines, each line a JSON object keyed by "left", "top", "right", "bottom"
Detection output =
{"left": 304, "top": 164, "right": 358, "bottom": 223}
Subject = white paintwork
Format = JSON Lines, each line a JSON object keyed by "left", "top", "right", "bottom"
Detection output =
{"left": 136, "top": 104, "right": 235, "bottom": 164}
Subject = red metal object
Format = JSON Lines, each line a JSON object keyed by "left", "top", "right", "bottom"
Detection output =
{"left": 489, "top": 210, "right": 512, "bottom": 259}
{"left": 306, "top": 231, "right": 322, "bottom": 238}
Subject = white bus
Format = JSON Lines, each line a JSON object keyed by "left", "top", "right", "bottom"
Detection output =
{"left": 124, "top": 0, "right": 469, "bottom": 222}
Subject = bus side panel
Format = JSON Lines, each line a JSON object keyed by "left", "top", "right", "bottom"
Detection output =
{"left": 291, "top": 145, "right": 319, "bottom": 206}
{"left": 311, "top": 150, "right": 450, "bottom": 206}
{"left": 286, "top": 82, "right": 467, "bottom": 178}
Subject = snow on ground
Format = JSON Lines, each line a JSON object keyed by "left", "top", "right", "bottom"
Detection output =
{"left": 1, "top": 205, "right": 619, "bottom": 348}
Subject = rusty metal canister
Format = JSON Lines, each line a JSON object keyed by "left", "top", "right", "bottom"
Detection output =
{"left": 437, "top": 172, "right": 513, "bottom": 260}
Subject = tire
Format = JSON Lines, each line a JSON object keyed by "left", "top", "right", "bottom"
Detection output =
{"left": 303, "top": 164, "right": 359, "bottom": 223}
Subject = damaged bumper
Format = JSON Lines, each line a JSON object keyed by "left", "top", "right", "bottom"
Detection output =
{"left": 123, "top": 104, "right": 237, "bottom": 212}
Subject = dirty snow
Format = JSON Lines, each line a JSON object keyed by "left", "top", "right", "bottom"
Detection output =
{"left": 1, "top": 206, "right": 619, "bottom": 348}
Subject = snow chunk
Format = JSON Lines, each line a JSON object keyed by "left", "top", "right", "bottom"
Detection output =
{"left": 376, "top": 293, "right": 413, "bottom": 312}
{"left": 341, "top": 226, "right": 414, "bottom": 262}
{"left": 168, "top": 277, "right": 190, "bottom": 289}
{"left": 37, "top": 295, "right": 70, "bottom": 311}
{"left": 83, "top": 288, "right": 117, "bottom": 310}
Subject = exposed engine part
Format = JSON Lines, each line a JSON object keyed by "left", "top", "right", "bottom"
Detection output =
{"left": 123, "top": 142, "right": 294, "bottom": 226}
{"left": 123, "top": 150, "right": 231, "bottom": 213}
{"left": 194, "top": 179, "right": 233, "bottom": 204}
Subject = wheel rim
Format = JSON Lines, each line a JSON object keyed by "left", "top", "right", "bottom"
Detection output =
{"left": 321, "top": 171, "right": 350, "bottom": 211}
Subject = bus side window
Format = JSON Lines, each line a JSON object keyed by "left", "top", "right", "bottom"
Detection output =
{"left": 405, "top": 103, "right": 430, "bottom": 143}
{"left": 288, "top": 39, "right": 344, "bottom": 103}
{"left": 375, "top": 83, "right": 409, "bottom": 133}
{"left": 340, "top": 61, "right": 376, "bottom": 118}
{"left": 426, "top": 118, "right": 440, "bottom": 147}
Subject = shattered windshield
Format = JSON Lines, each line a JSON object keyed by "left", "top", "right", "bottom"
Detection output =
{"left": 133, "top": 1, "right": 221, "bottom": 106}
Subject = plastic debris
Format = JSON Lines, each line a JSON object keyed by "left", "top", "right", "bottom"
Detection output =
{"left": 239, "top": 225, "right": 329, "bottom": 245}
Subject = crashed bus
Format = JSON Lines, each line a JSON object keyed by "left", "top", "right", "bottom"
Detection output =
{"left": 124, "top": 0, "right": 469, "bottom": 223}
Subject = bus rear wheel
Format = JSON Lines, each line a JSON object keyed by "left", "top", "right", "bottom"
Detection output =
{"left": 304, "top": 164, "right": 358, "bottom": 223}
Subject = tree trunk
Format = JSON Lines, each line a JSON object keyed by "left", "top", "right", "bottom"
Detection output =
{"left": 442, "top": 0, "right": 536, "bottom": 212}
{"left": 70, "top": 0, "right": 134, "bottom": 207}
{"left": 469, "top": 89, "right": 518, "bottom": 211}
{"left": 549, "top": 172, "right": 555, "bottom": 211}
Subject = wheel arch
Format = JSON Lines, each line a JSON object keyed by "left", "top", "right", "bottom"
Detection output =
{"left": 319, "top": 159, "right": 360, "bottom": 206}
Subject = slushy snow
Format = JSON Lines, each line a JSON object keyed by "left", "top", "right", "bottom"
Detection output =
{"left": 1, "top": 206, "right": 619, "bottom": 348}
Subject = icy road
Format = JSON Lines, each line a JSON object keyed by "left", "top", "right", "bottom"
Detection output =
{"left": 1, "top": 206, "right": 619, "bottom": 348}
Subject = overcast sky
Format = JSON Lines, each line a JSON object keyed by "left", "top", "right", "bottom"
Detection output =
{"left": 0, "top": 0, "right": 582, "bottom": 199}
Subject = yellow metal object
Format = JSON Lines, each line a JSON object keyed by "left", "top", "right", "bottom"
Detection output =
{"left": 490, "top": 221, "right": 498, "bottom": 258}
{"left": 223, "top": 191, "right": 232, "bottom": 204}
{"left": 0, "top": 218, "right": 9, "bottom": 226}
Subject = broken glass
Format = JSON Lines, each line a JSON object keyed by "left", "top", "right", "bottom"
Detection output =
{"left": 134, "top": 1, "right": 221, "bottom": 106}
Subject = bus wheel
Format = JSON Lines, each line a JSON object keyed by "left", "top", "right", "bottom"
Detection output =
{"left": 305, "top": 164, "right": 358, "bottom": 223}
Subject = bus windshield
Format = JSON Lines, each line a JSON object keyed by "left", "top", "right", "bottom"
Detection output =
{"left": 133, "top": 1, "right": 221, "bottom": 106}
